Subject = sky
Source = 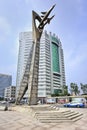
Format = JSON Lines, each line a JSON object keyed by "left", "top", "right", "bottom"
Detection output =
{"left": 0, "top": 0, "right": 87, "bottom": 88}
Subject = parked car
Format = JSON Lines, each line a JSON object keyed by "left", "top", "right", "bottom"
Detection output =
{"left": 64, "top": 101, "right": 85, "bottom": 108}
{"left": 58, "top": 99, "right": 65, "bottom": 104}
{"left": 46, "top": 98, "right": 56, "bottom": 104}
{"left": 1, "top": 101, "right": 7, "bottom": 104}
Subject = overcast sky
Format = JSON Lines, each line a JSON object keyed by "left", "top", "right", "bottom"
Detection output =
{"left": 0, "top": 0, "right": 87, "bottom": 87}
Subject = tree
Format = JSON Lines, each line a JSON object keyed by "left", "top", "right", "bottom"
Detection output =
{"left": 53, "top": 89, "right": 62, "bottom": 96}
{"left": 80, "top": 83, "right": 87, "bottom": 94}
{"left": 62, "top": 85, "right": 68, "bottom": 96}
{"left": 51, "top": 85, "right": 70, "bottom": 97}
{"left": 70, "top": 83, "right": 80, "bottom": 95}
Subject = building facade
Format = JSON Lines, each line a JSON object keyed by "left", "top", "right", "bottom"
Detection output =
{"left": 38, "top": 31, "right": 66, "bottom": 98}
{"left": 16, "top": 31, "right": 66, "bottom": 99}
{"left": 0, "top": 74, "right": 12, "bottom": 98}
{"left": 16, "top": 32, "right": 32, "bottom": 97}
{"left": 4, "top": 86, "right": 16, "bottom": 100}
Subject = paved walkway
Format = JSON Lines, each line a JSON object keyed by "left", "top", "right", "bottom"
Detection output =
{"left": 0, "top": 106, "right": 87, "bottom": 130}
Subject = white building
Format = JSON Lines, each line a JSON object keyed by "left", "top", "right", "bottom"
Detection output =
{"left": 16, "top": 31, "right": 66, "bottom": 99}
{"left": 4, "top": 86, "right": 16, "bottom": 100}
{"left": 16, "top": 32, "right": 32, "bottom": 97}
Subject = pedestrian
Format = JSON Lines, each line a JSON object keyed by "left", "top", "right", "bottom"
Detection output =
{"left": 4, "top": 101, "right": 8, "bottom": 111}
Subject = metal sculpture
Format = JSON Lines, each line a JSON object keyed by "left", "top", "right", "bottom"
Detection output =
{"left": 16, "top": 4, "right": 55, "bottom": 105}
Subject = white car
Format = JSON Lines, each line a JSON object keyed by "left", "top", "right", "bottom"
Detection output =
{"left": 1, "top": 101, "right": 7, "bottom": 104}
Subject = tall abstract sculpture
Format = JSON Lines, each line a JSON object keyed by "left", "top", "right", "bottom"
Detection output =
{"left": 16, "top": 4, "right": 55, "bottom": 105}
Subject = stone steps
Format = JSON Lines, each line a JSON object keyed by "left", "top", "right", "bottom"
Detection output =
{"left": 62, "top": 110, "right": 74, "bottom": 114}
{"left": 36, "top": 117, "right": 71, "bottom": 120}
{"left": 72, "top": 116, "right": 82, "bottom": 122}
{"left": 40, "top": 120, "right": 73, "bottom": 123}
{"left": 36, "top": 114, "right": 65, "bottom": 117}
{"left": 63, "top": 112, "right": 79, "bottom": 117}
{"left": 31, "top": 107, "right": 54, "bottom": 111}
{"left": 33, "top": 106, "right": 83, "bottom": 123}
{"left": 68, "top": 113, "right": 83, "bottom": 120}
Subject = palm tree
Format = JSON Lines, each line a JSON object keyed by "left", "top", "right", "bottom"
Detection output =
{"left": 70, "top": 83, "right": 80, "bottom": 95}
{"left": 80, "top": 83, "right": 87, "bottom": 94}
{"left": 62, "top": 85, "right": 68, "bottom": 96}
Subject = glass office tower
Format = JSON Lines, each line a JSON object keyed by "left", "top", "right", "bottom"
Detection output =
{"left": 0, "top": 74, "right": 12, "bottom": 97}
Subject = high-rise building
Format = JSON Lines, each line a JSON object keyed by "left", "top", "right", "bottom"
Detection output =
{"left": 16, "top": 31, "right": 66, "bottom": 99}
{"left": 16, "top": 32, "right": 32, "bottom": 97}
{"left": 0, "top": 74, "right": 12, "bottom": 98}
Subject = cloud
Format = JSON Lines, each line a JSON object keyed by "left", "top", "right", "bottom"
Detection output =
{"left": 24, "top": 0, "right": 29, "bottom": 4}
{"left": 64, "top": 41, "right": 87, "bottom": 86}
{"left": 0, "top": 16, "right": 11, "bottom": 35}
{"left": 24, "top": 0, "right": 42, "bottom": 10}
{"left": 75, "top": 0, "right": 86, "bottom": 16}
{"left": 68, "top": 0, "right": 86, "bottom": 16}
{"left": 0, "top": 16, "right": 11, "bottom": 44}
{"left": 10, "top": 36, "right": 19, "bottom": 60}
{"left": 24, "top": 0, "right": 35, "bottom": 6}
{"left": 65, "top": 42, "right": 87, "bottom": 69}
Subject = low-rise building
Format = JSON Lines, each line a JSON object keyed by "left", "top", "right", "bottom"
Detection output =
{"left": 4, "top": 86, "right": 16, "bottom": 100}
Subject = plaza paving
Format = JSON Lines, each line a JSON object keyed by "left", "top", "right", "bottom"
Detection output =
{"left": 0, "top": 105, "right": 87, "bottom": 130}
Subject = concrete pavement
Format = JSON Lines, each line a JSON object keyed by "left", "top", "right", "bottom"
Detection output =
{"left": 0, "top": 105, "right": 87, "bottom": 130}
